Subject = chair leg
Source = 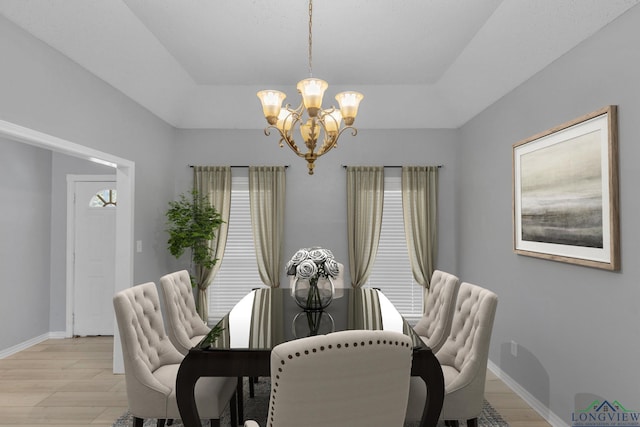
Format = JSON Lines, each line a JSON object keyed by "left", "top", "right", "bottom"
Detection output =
{"left": 249, "top": 376, "right": 255, "bottom": 398}
{"left": 167, "top": 420, "right": 173, "bottom": 426}
{"left": 210, "top": 419, "right": 220, "bottom": 427}
{"left": 237, "top": 378, "right": 244, "bottom": 424}
{"left": 467, "top": 418, "right": 479, "bottom": 427}
{"left": 230, "top": 390, "right": 238, "bottom": 427}
{"left": 133, "top": 417, "right": 144, "bottom": 427}
{"left": 156, "top": 419, "right": 166, "bottom": 427}
{"left": 445, "top": 421, "right": 459, "bottom": 427}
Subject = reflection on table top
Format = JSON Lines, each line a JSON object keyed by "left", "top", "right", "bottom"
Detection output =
{"left": 197, "top": 287, "right": 425, "bottom": 351}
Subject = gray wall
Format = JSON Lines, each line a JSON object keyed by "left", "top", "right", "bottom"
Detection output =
{"left": 0, "top": 138, "right": 52, "bottom": 349}
{"left": 0, "top": 15, "right": 176, "bottom": 345}
{"left": 172, "top": 128, "right": 459, "bottom": 286}
{"left": 458, "top": 5, "right": 640, "bottom": 423}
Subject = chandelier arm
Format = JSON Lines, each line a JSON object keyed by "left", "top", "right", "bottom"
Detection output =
{"left": 328, "top": 126, "right": 356, "bottom": 153}
{"left": 285, "top": 102, "right": 305, "bottom": 116}
{"left": 264, "top": 125, "right": 307, "bottom": 158}
{"left": 314, "top": 120, "right": 335, "bottom": 156}
{"left": 338, "top": 126, "right": 358, "bottom": 138}
{"left": 316, "top": 139, "right": 336, "bottom": 157}
{"left": 316, "top": 124, "right": 357, "bottom": 157}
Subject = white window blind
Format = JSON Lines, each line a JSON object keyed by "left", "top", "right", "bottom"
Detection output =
{"left": 365, "top": 176, "right": 423, "bottom": 323}
{"left": 208, "top": 177, "right": 263, "bottom": 323}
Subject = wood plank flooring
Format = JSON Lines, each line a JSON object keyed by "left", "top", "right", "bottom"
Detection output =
{"left": 0, "top": 337, "right": 551, "bottom": 426}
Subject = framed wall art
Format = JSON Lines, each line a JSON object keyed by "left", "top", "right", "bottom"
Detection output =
{"left": 512, "top": 105, "right": 619, "bottom": 270}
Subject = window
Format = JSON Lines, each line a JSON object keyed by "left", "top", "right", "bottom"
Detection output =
{"left": 365, "top": 176, "right": 423, "bottom": 323}
{"left": 208, "top": 177, "right": 262, "bottom": 323}
{"left": 89, "top": 188, "right": 117, "bottom": 207}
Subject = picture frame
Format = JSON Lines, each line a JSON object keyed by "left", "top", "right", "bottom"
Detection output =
{"left": 512, "top": 105, "right": 619, "bottom": 270}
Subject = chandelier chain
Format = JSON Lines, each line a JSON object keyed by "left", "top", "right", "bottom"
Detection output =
{"left": 308, "top": 0, "right": 313, "bottom": 77}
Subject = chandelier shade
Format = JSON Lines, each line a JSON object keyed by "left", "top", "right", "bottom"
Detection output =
{"left": 335, "top": 92, "right": 364, "bottom": 125}
{"left": 257, "top": 90, "right": 286, "bottom": 125}
{"left": 257, "top": 0, "right": 363, "bottom": 175}
{"left": 296, "top": 78, "right": 328, "bottom": 117}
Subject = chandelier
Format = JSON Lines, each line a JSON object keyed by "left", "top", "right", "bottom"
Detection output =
{"left": 257, "top": 0, "right": 363, "bottom": 175}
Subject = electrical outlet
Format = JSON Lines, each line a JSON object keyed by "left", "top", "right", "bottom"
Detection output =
{"left": 510, "top": 340, "right": 518, "bottom": 357}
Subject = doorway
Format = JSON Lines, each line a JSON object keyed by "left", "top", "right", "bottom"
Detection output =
{"left": 68, "top": 176, "right": 116, "bottom": 336}
{"left": 0, "top": 119, "right": 134, "bottom": 373}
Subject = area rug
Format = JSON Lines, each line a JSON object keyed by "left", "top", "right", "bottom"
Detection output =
{"left": 113, "top": 378, "right": 508, "bottom": 427}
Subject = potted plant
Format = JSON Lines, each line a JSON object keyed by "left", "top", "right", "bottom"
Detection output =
{"left": 165, "top": 189, "right": 223, "bottom": 287}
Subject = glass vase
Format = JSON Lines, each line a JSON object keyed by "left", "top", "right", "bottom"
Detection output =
{"left": 292, "top": 276, "right": 334, "bottom": 311}
{"left": 292, "top": 311, "right": 335, "bottom": 338}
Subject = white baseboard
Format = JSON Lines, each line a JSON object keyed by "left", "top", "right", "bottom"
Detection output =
{"left": 0, "top": 331, "right": 67, "bottom": 359}
{"left": 48, "top": 331, "right": 67, "bottom": 339}
{"left": 488, "top": 359, "right": 569, "bottom": 427}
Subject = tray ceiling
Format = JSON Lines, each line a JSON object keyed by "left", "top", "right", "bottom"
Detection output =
{"left": 1, "top": 0, "right": 638, "bottom": 129}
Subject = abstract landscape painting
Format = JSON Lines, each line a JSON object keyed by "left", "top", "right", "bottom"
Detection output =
{"left": 520, "top": 130, "right": 603, "bottom": 248}
{"left": 513, "top": 106, "right": 619, "bottom": 270}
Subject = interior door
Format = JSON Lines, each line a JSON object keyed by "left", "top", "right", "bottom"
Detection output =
{"left": 73, "top": 180, "right": 116, "bottom": 336}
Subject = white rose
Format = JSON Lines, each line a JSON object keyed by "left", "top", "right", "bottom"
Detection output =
{"left": 308, "top": 248, "right": 328, "bottom": 264}
{"left": 290, "top": 249, "right": 309, "bottom": 265}
{"left": 324, "top": 259, "right": 340, "bottom": 278}
{"left": 296, "top": 260, "right": 318, "bottom": 279}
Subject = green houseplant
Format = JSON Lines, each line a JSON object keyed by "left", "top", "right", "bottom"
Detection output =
{"left": 165, "top": 189, "right": 223, "bottom": 285}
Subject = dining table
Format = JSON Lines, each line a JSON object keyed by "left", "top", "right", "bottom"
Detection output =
{"left": 176, "top": 287, "right": 444, "bottom": 427}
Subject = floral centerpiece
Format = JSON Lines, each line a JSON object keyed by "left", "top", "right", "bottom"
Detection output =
{"left": 286, "top": 247, "right": 339, "bottom": 310}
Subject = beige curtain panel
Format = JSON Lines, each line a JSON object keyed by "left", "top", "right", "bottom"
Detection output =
{"left": 346, "top": 166, "right": 384, "bottom": 288}
{"left": 402, "top": 166, "right": 438, "bottom": 289}
{"left": 193, "top": 166, "right": 232, "bottom": 321}
{"left": 249, "top": 166, "right": 286, "bottom": 288}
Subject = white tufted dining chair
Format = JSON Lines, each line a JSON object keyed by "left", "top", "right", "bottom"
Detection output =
{"left": 160, "top": 270, "right": 258, "bottom": 402}
{"left": 159, "top": 270, "right": 211, "bottom": 355}
{"left": 113, "top": 282, "right": 237, "bottom": 427}
{"left": 405, "top": 281, "right": 498, "bottom": 427}
{"left": 244, "top": 329, "right": 414, "bottom": 427}
{"left": 412, "top": 270, "right": 460, "bottom": 354}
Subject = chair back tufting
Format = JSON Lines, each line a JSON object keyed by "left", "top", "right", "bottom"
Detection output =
{"left": 413, "top": 270, "right": 460, "bottom": 353}
{"left": 160, "top": 270, "right": 210, "bottom": 355}
{"left": 264, "top": 329, "right": 413, "bottom": 427}
{"left": 438, "top": 282, "right": 497, "bottom": 374}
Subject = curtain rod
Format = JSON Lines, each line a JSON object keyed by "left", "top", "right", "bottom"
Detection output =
{"left": 341, "top": 164, "right": 443, "bottom": 169}
{"left": 189, "top": 165, "right": 289, "bottom": 168}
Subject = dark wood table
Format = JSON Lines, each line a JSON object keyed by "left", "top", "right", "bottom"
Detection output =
{"left": 176, "top": 287, "right": 444, "bottom": 426}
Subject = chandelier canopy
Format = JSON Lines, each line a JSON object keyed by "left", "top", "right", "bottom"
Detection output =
{"left": 257, "top": 0, "right": 363, "bottom": 175}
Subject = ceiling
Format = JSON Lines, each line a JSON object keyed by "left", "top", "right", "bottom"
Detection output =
{"left": 1, "top": 0, "right": 638, "bottom": 129}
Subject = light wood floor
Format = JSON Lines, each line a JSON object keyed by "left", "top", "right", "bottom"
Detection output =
{"left": 0, "top": 337, "right": 551, "bottom": 426}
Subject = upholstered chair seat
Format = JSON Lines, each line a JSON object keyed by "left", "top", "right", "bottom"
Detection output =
{"left": 244, "top": 329, "right": 413, "bottom": 427}
{"left": 406, "top": 281, "right": 498, "bottom": 427}
{"left": 113, "top": 282, "right": 237, "bottom": 427}
{"left": 412, "top": 270, "right": 460, "bottom": 354}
